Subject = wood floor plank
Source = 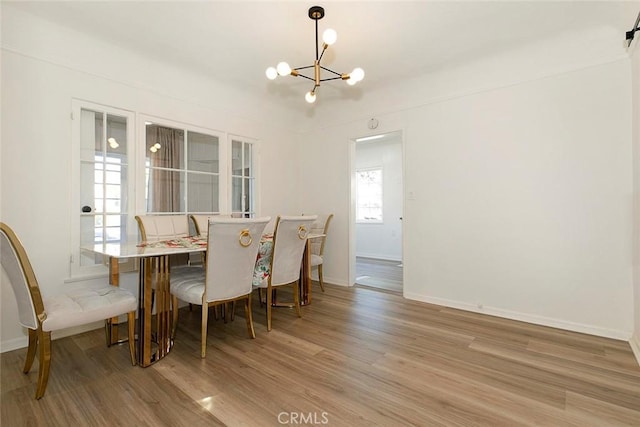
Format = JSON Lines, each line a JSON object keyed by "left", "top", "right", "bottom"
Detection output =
{"left": 2, "top": 282, "right": 639, "bottom": 426}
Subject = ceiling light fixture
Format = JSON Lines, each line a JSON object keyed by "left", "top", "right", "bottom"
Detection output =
{"left": 265, "top": 5, "right": 364, "bottom": 104}
{"left": 626, "top": 10, "right": 640, "bottom": 47}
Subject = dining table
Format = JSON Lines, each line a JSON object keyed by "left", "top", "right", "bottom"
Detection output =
{"left": 83, "top": 232, "right": 323, "bottom": 367}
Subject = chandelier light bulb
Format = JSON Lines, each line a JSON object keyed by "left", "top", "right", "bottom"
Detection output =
{"left": 265, "top": 67, "right": 278, "bottom": 80}
{"left": 351, "top": 67, "right": 365, "bottom": 82}
{"left": 305, "top": 91, "right": 317, "bottom": 103}
{"left": 276, "top": 62, "right": 291, "bottom": 76}
{"left": 322, "top": 28, "right": 337, "bottom": 45}
{"left": 346, "top": 78, "right": 357, "bottom": 86}
{"left": 107, "top": 137, "right": 119, "bottom": 148}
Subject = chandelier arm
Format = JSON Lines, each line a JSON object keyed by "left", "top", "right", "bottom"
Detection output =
{"left": 318, "top": 76, "right": 344, "bottom": 82}
{"left": 296, "top": 74, "right": 316, "bottom": 82}
{"left": 318, "top": 45, "right": 328, "bottom": 63}
{"left": 318, "top": 66, "right": 343, "bottom": 77}
{"left": 293, "top": 65, "right": 315, "bottom": 72}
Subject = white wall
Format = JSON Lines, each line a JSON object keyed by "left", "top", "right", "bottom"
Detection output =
{"left": 631, "top": 38, "right": 640, "bottom": 361}
{"left": 0, "top": 7, "right": 301, "bottom": 350}
{"left": 355, "top": 137, "right": 403, "bottom": 261}
{"left": 300, "top": 59, "right": 634, "bottom": 340}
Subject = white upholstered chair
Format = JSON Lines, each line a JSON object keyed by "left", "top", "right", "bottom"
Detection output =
{"left": 253, "top": 215, "right": 317, "bottom": 331}
{"left": 0, "top": 222, "right": 137, "bottom": 399}
{"left": 190, "top": 214, "right": 232, "bottom": 238}
{"left": 308, "top": 213, "right": 333, "bottom": 292}
{"left": 171, "top": 217, "right": 270, "bottom": 357}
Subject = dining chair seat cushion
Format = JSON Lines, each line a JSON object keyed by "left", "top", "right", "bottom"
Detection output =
{"left": 42, "top": 286, "right": 137, "bottom": 332}
{"left": 171, "top": 277, "right": 205, "bottom": 305}
{"left": 310, "top": 254, "right": 322, "bottom": 267}
{"left": 171, "top": 265, "right": 205, "bottom": 279}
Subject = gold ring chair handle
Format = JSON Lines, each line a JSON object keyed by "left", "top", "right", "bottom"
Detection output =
{"left": 297, "top": 225, "right": 308, "bottom": 240}
{"left": 239, "top": 229, "right": 253, "bottom": 247}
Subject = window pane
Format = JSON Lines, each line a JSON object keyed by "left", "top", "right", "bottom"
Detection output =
{"left": 232, "top": 140, "right": 243, "bottom": 175}
{"left": 187, "top": 173, "right": 219, "bottom": 212}
{"left": 187, "top": 131, "right": 219, "bottom": 173}
{"left": 146, "top": 169, "right": 185, "bottom": 213}
{"left": 80, "top": 162, "right": 97, "bottom": 211}
{"left": 80, "top": 110, "right": 102, "bottom": 160}
{"left": 232, "top": 177, "right": 243, "bottom": 211}
{"left": 244, "top": 177, "right": 253, "bottom": 213}
{"left": 243, "top": 143, "right": 252, "bottom": 177}
{"left": 106, "top": 114, "right": 127, "bottom": 159}
{"left": 145, "top": 124, "right": 184, "bottom": 169}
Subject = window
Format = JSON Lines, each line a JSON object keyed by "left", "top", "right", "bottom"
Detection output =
{"left": 231, "top": 137, "right": 257, "bottom": 218}
{"left": 144, "top": 121, "right": 221, "bottom": 214}
{"left": 72, "top": 101, "right": 134, "bottom": 275}
{"left": 356, "top": 167, "right": 383, "bottom": 222}
{"left": 71, "top": 103, "right": 259, "bottom": 277}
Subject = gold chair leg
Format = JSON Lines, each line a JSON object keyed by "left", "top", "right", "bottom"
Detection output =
{"left": 266, "top": 286, "right": 273, "bottom": 332}
{"left": 318, "top": 265, "right": 325, "bottom": 292}
{"left": 35, "top": 330, "right": 52, "bottom": 400}
{"left": 293, "top": 280, "right": 302, "bottom": 318}
{"left": 127, "top": 311, "right": 137, "bottom": 366}
{"left": 245, "top": 294, "right": 256, "bottom": 339}
{"left": 23, "top": 328, "right": 38, "bottom": 374}
{"left": 201, "top": 302, "right": 209, "bottom": 358}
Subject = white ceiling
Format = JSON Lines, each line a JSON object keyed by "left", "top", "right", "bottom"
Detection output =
{"left": 6, "top": 1, "right": 640, "bottom": 108}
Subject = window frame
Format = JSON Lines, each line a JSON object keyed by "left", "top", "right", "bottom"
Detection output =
{"left": 229, "top": 135, "right": 260, "bottom": 218}
{"left": 70, "top": 100, "right": 135, "bottom": 278}
{"left": 137, "top": 115, "right": 229, "bottom": 217}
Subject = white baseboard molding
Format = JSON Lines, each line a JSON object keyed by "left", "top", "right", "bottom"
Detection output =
{"left": 1, "top": 321, "right": 105, "bottom": 353}
{"left": 320, "top": 276, "right": 350, "bottom": 287}
{"left": 404, "top": 291, "right": 632, "bottom": 341}
{"left": 630, "top": 333, "right": 640, "bottom": 367}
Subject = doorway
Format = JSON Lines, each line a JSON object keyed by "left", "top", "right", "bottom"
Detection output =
{"left": 350, "top": 130, "right": 404, "bottom": 293}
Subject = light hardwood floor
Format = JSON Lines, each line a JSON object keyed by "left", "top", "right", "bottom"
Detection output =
{"left": 355, "top": 257, "right": 403, "bottom": 293}
{"left": 2, "top": 284, "right": 640, "bottom": 426}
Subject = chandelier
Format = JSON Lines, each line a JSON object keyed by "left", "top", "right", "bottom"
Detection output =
{"left": 265, "top": 5, "right": 364, "bottom": 103}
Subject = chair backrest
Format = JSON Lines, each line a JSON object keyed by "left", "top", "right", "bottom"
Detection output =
{"left": 308, "top": 213, "right": 333, "bottom": 256}
{"left": 205, "top": 217, "right": 270, "bottom": 303}
{"left": 269, "top": 215, "right": 317, "bottom": 287}
{"left": 0, "top": 223, "right": 44, "bottom": 330}
{"left": 134, "top": 214, "right": 190, "bottom": 242}
{"left": 190, "top": 214, "right": 232, "bottom": 237}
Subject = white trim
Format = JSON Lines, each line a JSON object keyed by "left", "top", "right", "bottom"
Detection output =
{"left": 404, "top": 291, "right": 633, "bottom": 341}
{"left": 630, "top": 332, "right": 640, "bottom": 367}
{"left": 0, "top": 322, "right": 104, "bottom": 353}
